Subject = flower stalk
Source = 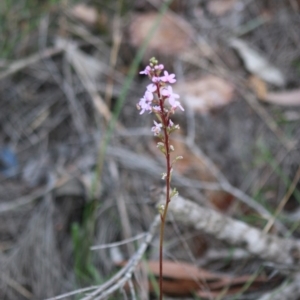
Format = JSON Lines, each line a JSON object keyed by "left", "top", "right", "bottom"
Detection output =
{"left": 138, "top": 58, "right": 184, "bottom": 300}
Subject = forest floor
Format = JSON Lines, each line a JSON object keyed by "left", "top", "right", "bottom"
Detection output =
{"left": 1, "top": 0, "right": 300, "bottom": 299}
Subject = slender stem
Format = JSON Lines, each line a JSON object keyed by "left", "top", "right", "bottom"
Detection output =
{"left": 159, "top": 214, "right": 165, "bottom": 300}
{"left": 157, "top": 87, "right": 172, "bottom": 300}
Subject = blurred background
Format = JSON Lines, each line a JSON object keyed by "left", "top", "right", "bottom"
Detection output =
{"left": 1, "top": 0, "right": 300, "bottom": 299}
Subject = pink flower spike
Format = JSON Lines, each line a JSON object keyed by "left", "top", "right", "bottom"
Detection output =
{"left": 161, "top": 71, "right": 176, "bottom": 83}
{"left": 147, "top": 83, "right": 157, "bottom": 93}
{"left": 151, "top": 121, "right": 162, "bottom": 136}
{"left": 139, "top": 66, "right": 151, "bottom": 75}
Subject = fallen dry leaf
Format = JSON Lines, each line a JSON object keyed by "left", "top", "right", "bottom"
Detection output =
{"left": 229, "top": 38, "right": 285, "bottom": 87}
{"left": 207, "top": 0, "right": 239, "bottom": 16}
{"left": 71, "top": 4, "right": 98, "bottom": 27}
{"left": 70, "top": 4, "right": 108, "bottom": 29}
{"left": 249, "top": 75, "right": 268, "bottom": 100}
{"left": 175, "top": 76, "right": 234, "bottom": 114}
{"left": 262, "top": 89, "right": 300, "bottom": 106}
{"left": 129, "top": 12, "right": 194, "bottom": 56}
{"left": 205, "top": 190, "right": 235, "bottom": 212}
{"left": 145, "top": 260, "right": 219, "bottom": 281}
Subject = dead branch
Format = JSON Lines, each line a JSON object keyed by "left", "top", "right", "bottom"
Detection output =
{"left": 161, "top": 195, "right": 300, "bottom": 267}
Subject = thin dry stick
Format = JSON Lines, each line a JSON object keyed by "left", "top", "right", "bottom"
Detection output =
{"left": 264, "top": 165, "right": 300, "bottom": 233}
{"left": 45, "top": 285, "right": 98, "bottom": 300}
{"left": 90, "top": 233, "right": 146, "bottom": 250}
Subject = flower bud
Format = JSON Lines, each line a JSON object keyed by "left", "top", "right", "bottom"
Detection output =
{"left": 158, "top": 204, "right": 165, "bottom": 215}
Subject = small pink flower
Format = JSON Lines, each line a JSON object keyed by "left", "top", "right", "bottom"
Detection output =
{"left": 168, "top": 119, "right": 174, "bottom": 127}
{"left": 151, "top": 121, "right": 162, "bottom": 136}
{"left": 145, "top": 90, "right": 153, "bottom": 101}
{"left": 138, "top": 97, "right": 150, "bottom": 114}
{"left": 140, "top": 66, "right": 151, "bottom": 75}
{"left": 154, "top": 64, "right": 164, "bottom": 70}
{"left": 152, "top": 76, "right": 160, "bottom": 83}
{"left": 169, "top": 97, "right": 184, "bottom": 111}
{"left": 162, "top": 86, "right": 179, "bottom": 100}
{"left": 160, "top": 71, "right": 176, "bottom": 83}
{"left": 138, "top": 91, "right": 153, "bottom": 114}
{"left": 147, "top": 83, "right": 157, "bottom": 93}
{"left": 162, "top": 86, "right": 184, "bottom": 111}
